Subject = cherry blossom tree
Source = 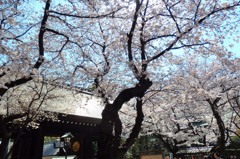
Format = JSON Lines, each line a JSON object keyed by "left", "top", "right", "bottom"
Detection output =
{"left": 1, "top": 0, "right": 240, "bottom": 158}
{"left": 0, "top": 1, "right": 52, "bottom": 158}
{"left": 0, "top": 0, "right": 50, "bottom": 96}
{"left": 142, "top": 54, "right": 240, "bottom": 157}
{"left": 175, "top": 55, "right": 239, "bottom": 154}
{"left": 0, "top": 80, "right": 63, "bottom": 159}
{"left": 226, "top": 83, "right": 240, "bottom": 144}
{"left": 92, "top": 1, "right": 240, "bottom": 158}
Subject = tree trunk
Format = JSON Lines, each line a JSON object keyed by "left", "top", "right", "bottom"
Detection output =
{"left": 208, "top": 98, "right": 226, "bottom": 154}
{"left": 97, "top": 78, "right": 152, "bottom": 159}
{"left": 0, "top": 116, "right": 11, "bottom": 159}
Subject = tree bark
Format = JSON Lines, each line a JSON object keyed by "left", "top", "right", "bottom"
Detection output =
{"left": 116, "top": 98, "right": 144, "bottom": 159}
{"left": 97, "top": 78, "right": 152, "bottom": 159}
{"left": 208, "top": 98, "right": 226, "bottom": 154}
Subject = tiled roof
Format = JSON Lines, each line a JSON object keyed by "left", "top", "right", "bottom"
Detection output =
{"left": 177, "top": 146, "right": 213, "bottom": 154}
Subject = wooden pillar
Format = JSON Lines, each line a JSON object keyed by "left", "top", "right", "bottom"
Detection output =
{"left": 84, "top": 136, "right": 92, "bottom": 159}
{"left": 11, "top": 135, "right": 21, "bottom": 159}
{"left": 31, "top": 127, "right": 44, "bottom": 159}
{"left": 83, "top": 127, "right": 97, "bottom": 159}
{"left": 16, "top": 134, "right": 32, "bottom": 159}
{"left": 11, "top": 127, "right": 44, "bottom": 159}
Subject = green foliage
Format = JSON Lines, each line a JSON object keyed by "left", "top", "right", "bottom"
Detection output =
{"left": 124, "top": 135, "right": 164, "bottom": 159}
{"left": 231, "top": 135, "right": 240, "bottom": 143}
{"left": 44, "top": 136, "right": 59, "bottom": 143}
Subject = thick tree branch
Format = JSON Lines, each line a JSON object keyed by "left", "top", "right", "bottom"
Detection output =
{"left": 121, "top": 98, "right": 143, "bottom": 151}
{"left": 34, "top": 0, "right": 51, "bottom": 69}
{"left": 127, "top": 0, "right": 143, "bottom": 80}
{"left": 207, "top": 97, "right": 226, "bottom": 152}
{"left": 0, "top": 1, "right": 51, "bottom": 97}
